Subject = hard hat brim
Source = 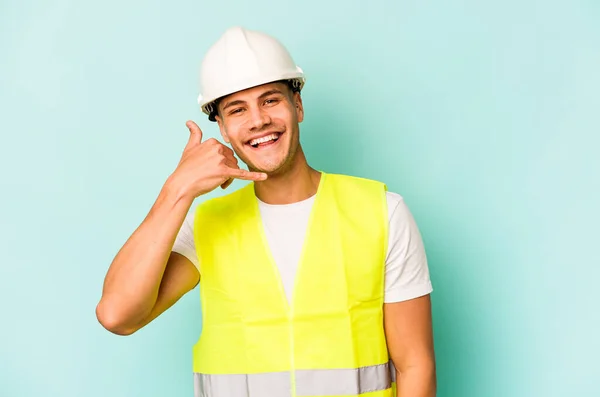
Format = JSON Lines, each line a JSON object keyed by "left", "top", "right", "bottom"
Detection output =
{"left": 199, "top": 70, "right": 305, "bottom": 122}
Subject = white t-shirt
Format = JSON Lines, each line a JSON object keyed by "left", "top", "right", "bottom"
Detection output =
{"left": 173, "top": 191, "right": 433, "bottom": 304}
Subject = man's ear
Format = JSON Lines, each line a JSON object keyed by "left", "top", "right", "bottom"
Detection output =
{"left": 294, "top": 92, "right": 304, "bottom": 123}
{"left": 215, "top": 115, "right": 230, "bottom": 143}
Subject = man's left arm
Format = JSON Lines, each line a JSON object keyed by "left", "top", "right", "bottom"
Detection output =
{"left": 381, "top": 193, "right": 436, "bottom": 396}
{"left": 384, "top": 295, "right": 436, "bottom": 397}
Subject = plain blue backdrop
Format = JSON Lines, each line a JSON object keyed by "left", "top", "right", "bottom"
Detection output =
{"left": 1, "top": 0, "right": 599, "bottom": 396}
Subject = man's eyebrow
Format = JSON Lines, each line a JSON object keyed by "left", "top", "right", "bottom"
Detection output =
{"left": 258, "top": 89, "right": 284, "bottom": 99}
{"left": 222, "top": 99, "right": 245, "bottom": 111}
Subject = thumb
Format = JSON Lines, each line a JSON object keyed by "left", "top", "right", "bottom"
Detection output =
{"left": 185, "top": 120, "right": 203, "bottom": 147}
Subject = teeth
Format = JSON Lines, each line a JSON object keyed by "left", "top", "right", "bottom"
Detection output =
{"left": 249, "top": 133, "right": 278, "bottom": 146}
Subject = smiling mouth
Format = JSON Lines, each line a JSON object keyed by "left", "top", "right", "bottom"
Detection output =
{"left": 247, "top": 132, "right": 282, "bottom": 148}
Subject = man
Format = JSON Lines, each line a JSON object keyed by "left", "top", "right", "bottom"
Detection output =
{"left": 96, "top": 26, "right": 436, "bottom": 397}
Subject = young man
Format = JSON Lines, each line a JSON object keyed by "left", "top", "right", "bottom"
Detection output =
{"left": 96, "top": 26, "right": 436, "bottom": 397}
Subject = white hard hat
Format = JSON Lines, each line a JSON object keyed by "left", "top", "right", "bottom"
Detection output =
{"left": 197, "top": 26, "right": 306, "bottom": 121}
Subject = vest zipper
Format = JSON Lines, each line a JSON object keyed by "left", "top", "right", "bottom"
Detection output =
{"left": 289, "top": 312, "right": 296, "bottom": 397}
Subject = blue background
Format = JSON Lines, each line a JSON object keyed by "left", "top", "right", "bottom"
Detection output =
{"left": 1, "top": 0, "right": 598, "bottom": 396}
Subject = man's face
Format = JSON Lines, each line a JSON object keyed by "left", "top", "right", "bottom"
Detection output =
{"left": 215, "top": 82, "right": 304, "bottom": 175}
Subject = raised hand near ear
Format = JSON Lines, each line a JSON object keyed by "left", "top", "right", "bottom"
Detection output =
{"left": 168, "top": 120, "right": 267, "bottom": 201}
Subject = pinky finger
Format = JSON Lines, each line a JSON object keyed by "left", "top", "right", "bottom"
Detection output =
{"left": 227, "top": 167, "right": 268, "bottom": 181}
{"left": 221, "top": 178, "right": 233, "bottom": 189}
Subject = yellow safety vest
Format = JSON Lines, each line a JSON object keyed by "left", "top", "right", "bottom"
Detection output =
{"left": 191, "top": 172, "right": 396, "bottom": 397}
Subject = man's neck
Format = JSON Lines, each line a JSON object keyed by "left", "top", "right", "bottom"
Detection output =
{"left": 253, "top": 151, "right": 321, "bottom": 205}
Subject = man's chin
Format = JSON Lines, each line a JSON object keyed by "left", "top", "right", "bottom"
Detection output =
{"left": 247, "top": 161, "right": 287, "bottom": 177}
{"left": 246, "top": 155, "right": 289, "bottom": 174}
{"left": 249, "top": 166, "right": 281, "bottom": 176}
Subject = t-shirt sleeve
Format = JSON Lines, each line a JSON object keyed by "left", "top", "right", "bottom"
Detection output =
{"left": 384, "top": 192, "right": 433, "bottom": 303}
{"left": 172, "top": 208, "right": 201, "bottom": 272}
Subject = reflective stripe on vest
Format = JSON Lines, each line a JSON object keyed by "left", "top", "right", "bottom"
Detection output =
{"left": 194, "top": 361, "right": 393, "bottom": 397}
{"left": 194, "top": 371, "right": 290, "bottom": 397}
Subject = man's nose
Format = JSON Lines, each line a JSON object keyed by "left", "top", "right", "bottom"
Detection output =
{"left": 248, "top": 106, "right": 271, "bottom": 130}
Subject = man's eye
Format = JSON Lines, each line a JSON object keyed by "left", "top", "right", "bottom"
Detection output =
{"left": 230, "top": 108, "right": 244, "bottom": 114}
{"left": 265, "top": 98, "right": 279, "bottom": 105}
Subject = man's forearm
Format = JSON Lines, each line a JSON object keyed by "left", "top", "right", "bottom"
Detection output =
{"left": 396, "top": 363, "right": 436, "bottom": 397}
{"left": 96, "top": 179, "right": 193, "bottom": 333}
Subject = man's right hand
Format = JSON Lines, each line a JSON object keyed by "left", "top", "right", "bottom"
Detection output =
{"left": 168, "top": 120, "right": 267, "bottom": 200}
{"left": 97, "top": 120, "right": 265, "bottom": 335}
